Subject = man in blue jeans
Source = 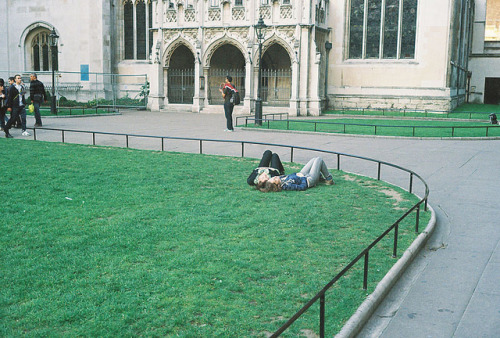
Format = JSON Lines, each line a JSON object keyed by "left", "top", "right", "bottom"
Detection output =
{"left": 4, "top": 74, "right": 29, "bottom": 138}
{"left": 29, "top": 73, "right": 46, "bottom": 127}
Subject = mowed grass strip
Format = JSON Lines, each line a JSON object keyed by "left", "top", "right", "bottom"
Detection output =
{"left": 244, "top": 118, "right": 500, "bottom": 137}
{"left": 0, "top": 139, "right": 430, "bottom": 336}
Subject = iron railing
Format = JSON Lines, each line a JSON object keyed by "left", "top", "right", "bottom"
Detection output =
{"left": 243, "top": 118, "right": 500, "bottom": 137}
{"left": 27, "top": 126, "right": 429, "bottom": 337}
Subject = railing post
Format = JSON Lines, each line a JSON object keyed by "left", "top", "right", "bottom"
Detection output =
{"left": 409, "top": 173, "right": 413, "bottom": 193}
{"left": 337, "top": 154, "right": 340, "bottom": 170}
{"left": 315, "top": 122, "right": 317, "bottom": 132}
{"left": 377, "top": 162, "right": 381, "bottom": 180}
{"left": 374, "top": 125, "right": 377, "bottom": 135}
{"left": 241, "top": 142, "right": 244, "bottom": 157}
{"left": 452, "top": 127, "right": 455, "bottom": 137}
{"left": 33, "top": 129, "right": 37, "bottom": 141}
{"left": 199, "top": 140, "right": 203, "bottom": 154}
{"left": 290, "top": 147, "right": 294, "bottom": 162}
{"left": 161, "top": 138, "right": 164, "bottom": 152}
{"left": 287, "top": 120, "right": 290, "bottom": 130}
{"left": 363, "top": 252, "right": 369, "bottom": 290}
{"left": 415, "top": 205, "right": 420, "bottom": 233}
{"left": 62, "top": 130, "right": 65, "bottom": 143}
{"left": 93, "top": 132, "right": 96, "bottom": 146}
{"left": 393, "top": 223, "right": 399, "bottom": 258}
{"left": 320, "top": 294, "right": 325, "bottom": 338}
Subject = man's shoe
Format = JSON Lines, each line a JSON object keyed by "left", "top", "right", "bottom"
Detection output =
{"left": 34, "top": 123, "right": 42, "bottom": 127}
{"left": 22, "top": 130, "right": 31, "bottom": 136}
{"left": 5, "top": 133, "right": 13, "bottom": 138}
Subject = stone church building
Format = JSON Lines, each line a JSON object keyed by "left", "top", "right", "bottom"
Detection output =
{"left": 0, "top": 0, "right": 498, "bottom": 115}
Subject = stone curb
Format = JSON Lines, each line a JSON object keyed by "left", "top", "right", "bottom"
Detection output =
{"left": 335, "top": 203, "right": 437, "bottom": 338}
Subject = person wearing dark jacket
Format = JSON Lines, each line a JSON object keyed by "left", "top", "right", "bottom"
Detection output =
{"left": 29, "top": 73, "right": 46, "bottom": 127}
{"left": 6, "top": 77, "right": 21, "bottom": 128}
{"left": 247, "top": 150, "right": 285, "bottom": 186}
{"left": 4, "top": 74, "right": 29, "bottom": 138}
{"left": 0, "top": 79, "right": 7, "bottom": 131}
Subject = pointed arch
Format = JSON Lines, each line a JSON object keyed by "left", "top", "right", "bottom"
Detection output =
{"left": 163, "top": 38, "right": 196, "bottom": 68}
{"left": 252, "top": 34, "right": 294, "bottom": 68}
{"left": 202, "top": 36, "right": 249, "bottom": 68}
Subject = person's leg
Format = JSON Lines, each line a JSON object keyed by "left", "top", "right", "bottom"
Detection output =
{"left": 304, "top": 157, "right": 332, "bottom": 187}
{"left": 299, "top": 158, "right": 316, "bottom": 176}
{"left": 20, "top": 107, "right": 27, "bottom": 131}
{"left": 270, "top": 153, "right": 285, "bottom": 175}
{"left": 4, "top": 108, "right": 20, "bottom": 137}
{"left": 0, "top": 107, "right": 6, "bottom": 129}
{"left": 33, "top": 101, "right": 42, "bottom": 126}
{"left": 224, "top": 102, "right": 233, "bottom": 130}
{"left": 228, "top": 103, "right": 234, "bottom": 130}
{"left": 258, "top": 150, "right": 272, "bottom": 167}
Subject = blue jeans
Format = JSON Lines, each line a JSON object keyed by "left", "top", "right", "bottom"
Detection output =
{"left": 5, "top": 106, "right": 27, "bottom": 132}
{"left": 224, "top": 102, "right": 234, "bottom": 130}
{"left": 299, "top": 157, "right": 332, "bottom": 187}
{"left": 33, "top": 101, "right": 42, "bottom": 125}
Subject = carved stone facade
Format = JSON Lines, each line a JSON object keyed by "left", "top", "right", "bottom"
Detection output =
{"left": 0, "top": 0, "right": 493, "bottom": 114}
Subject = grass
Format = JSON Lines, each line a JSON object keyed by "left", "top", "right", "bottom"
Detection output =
{"left": 241, "top": 118, "right": 500, "bottom": 137}
{"left": 26, "top": 106, "right": 117, "bottom": 117}
{"left": 323, "top": 103, "right": 500, "bottom": 120}
{"left": 0, "top": 139, "right": 430, "bottom": 336}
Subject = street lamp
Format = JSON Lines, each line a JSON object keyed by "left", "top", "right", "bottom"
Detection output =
{"left": 254, "top": 15, "right": 267, "bottom": 126}
{"left": 48, "top": 28, "right": 59, "bottom": 115}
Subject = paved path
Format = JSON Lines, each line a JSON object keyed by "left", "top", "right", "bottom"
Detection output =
{"left": 16, "top": 111, "right": 500, "bottom": 337}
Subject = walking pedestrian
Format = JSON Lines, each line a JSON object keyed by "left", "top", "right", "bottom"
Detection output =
{"left": 218, "top": 75, "right": 235, "bottom": 132}
{"left": 4, "top": 74, "right": 30, "bottom": 138}
{"left": 29, "top": 73, "right": 46, "bottom": 127}
{"left": 0, "top": 79, "right": 7, "bottom": 131}
{"left": 7, "top": 77, "right": 21, "bottom": 128}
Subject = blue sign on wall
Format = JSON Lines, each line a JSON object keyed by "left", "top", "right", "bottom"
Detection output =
{"left": 80, "top": 65, "right": 89, "bottom": 81}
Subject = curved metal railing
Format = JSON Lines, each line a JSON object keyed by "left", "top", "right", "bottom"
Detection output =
{"left": 29, "top": 127, "right": 429, "bottom": 337}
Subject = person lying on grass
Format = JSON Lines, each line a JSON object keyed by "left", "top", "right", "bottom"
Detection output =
{"left": 247, "top": 150, "right": 286, "bottom": 186}
{"left": 256, "top": 157, "right": 334, "bottom": 192}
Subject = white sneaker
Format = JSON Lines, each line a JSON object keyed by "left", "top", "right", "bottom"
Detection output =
{"left": 22, "top": 131, "right": 31, "bottom": 136}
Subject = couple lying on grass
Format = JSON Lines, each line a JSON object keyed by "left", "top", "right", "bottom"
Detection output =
{"left": 247, "top": 150, "right": 334, "bottom": 192}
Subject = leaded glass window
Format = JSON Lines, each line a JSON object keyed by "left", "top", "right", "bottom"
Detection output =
{"left": 124, "top": 0, "right": 153, "bottom": 60}
{"left": 30, "top": 31, "right": 57, "bottom": 71}
{"left": 348, "top": 0, "right": 418, "bottom": 59}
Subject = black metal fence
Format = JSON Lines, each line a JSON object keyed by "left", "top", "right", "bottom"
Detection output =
{"left": 241, "top": 118, "right": 500, "bottom": 137}
{"left": 27, "top": 127, "right": 429, "bottom": 337}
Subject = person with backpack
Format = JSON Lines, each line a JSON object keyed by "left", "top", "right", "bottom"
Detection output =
{"left": 219, "top": 75, "right": 237, "bottom": 132}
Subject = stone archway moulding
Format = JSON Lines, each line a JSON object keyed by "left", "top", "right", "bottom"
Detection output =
{"left": 252, "top": 33, "right": 294, "bottom": 68}
{"left": 202, "top": 36, "right": 249, "bottom": 68}
{"left": 19, "top": 21, "right": 60, "bottom": 71}
{"left": 162, "top": 37, "right": 196, "bottom": 68}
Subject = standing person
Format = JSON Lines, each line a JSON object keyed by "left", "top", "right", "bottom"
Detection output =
{"left": 29, "top": 73, "right": 46, "bottom": 127}
{"left": 219, "top": 75, "right": 235, "bottom": 132}
{"left": 0, "top": 79, "right": 6, "bottom": 131}
{"left": 7, "top": 77, "right": 21, "bottom": 128}
{"left": 247, "top": 150, "right": 285, "bottom": 186}
{"left": 4, "top": 74, "right": 30, "bottom": 138}
{"left": 257, "top": 157, "right": 335, "bottom": 192}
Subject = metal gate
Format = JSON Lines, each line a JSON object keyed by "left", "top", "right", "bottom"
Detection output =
{"left": 208, "top": 68, "right": 245, "bottom": 105}
{"left": 261, "top": 69, "right": 292, "bottom": 107}
{"left": 168, "top": 69, "right": 195, "bottom": 104}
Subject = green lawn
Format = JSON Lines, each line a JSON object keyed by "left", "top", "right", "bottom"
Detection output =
{"left": 27, "top": 106, "right": 117, "bottom": 116}
{"left": 323, "top": 103, "right": 500, "bottom": 120}
{"left": 0, "top": 139, "right": 430, "bottom": 336}
{"left": 242, "top": 118, "right": 500, "bottom": 137}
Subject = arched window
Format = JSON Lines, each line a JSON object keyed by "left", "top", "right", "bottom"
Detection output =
{"left": 29, "top": 30, "right": 58, "bottom": 71}
{"left": 123, "top": 0, "right": 154, "bottom": 60}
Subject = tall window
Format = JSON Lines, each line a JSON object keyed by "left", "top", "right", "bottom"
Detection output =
{"left": 30, "top": 30, "right": 58, "bottom": 71}
{"left": 348, "top": 0, "right": 418, "bottom": 59}
{"left": 485, "top": 0, "right": 500, "bottom": 41}
{"left": 123, "top": 0, "right": 154, "bottom": 60}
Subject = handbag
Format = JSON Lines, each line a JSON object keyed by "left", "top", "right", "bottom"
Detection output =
{"left": 29, "top": 103, "right": 35, "bottom": 113}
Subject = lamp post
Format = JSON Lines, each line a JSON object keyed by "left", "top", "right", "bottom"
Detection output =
{"left": 254, "top": 15, "right": 267, "bottom": 126}
{"left": 48, "top": 28, "right": 59, "bottom": 115}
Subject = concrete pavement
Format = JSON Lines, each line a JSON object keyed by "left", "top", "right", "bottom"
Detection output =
{"left": 13, "top": 110, "right": 500, "bottom": 337}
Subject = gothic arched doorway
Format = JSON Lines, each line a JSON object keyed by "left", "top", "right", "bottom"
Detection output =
{"left": 167, "top": 44, "right": 195, "bottom": 104}
{"left": 208, "top": 44, "right": 245, "bottom": 105}
{"left": 261, "top": 44, "right": 292, "bottom": 106}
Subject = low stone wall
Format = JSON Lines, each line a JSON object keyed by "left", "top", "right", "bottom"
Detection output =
{"left": 328, "top": 95, "right": 456, "bottom": 112}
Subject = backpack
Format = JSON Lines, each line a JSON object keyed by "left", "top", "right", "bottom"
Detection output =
{"left": 232, "top": 90, "right": 241, "bottom": 105}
